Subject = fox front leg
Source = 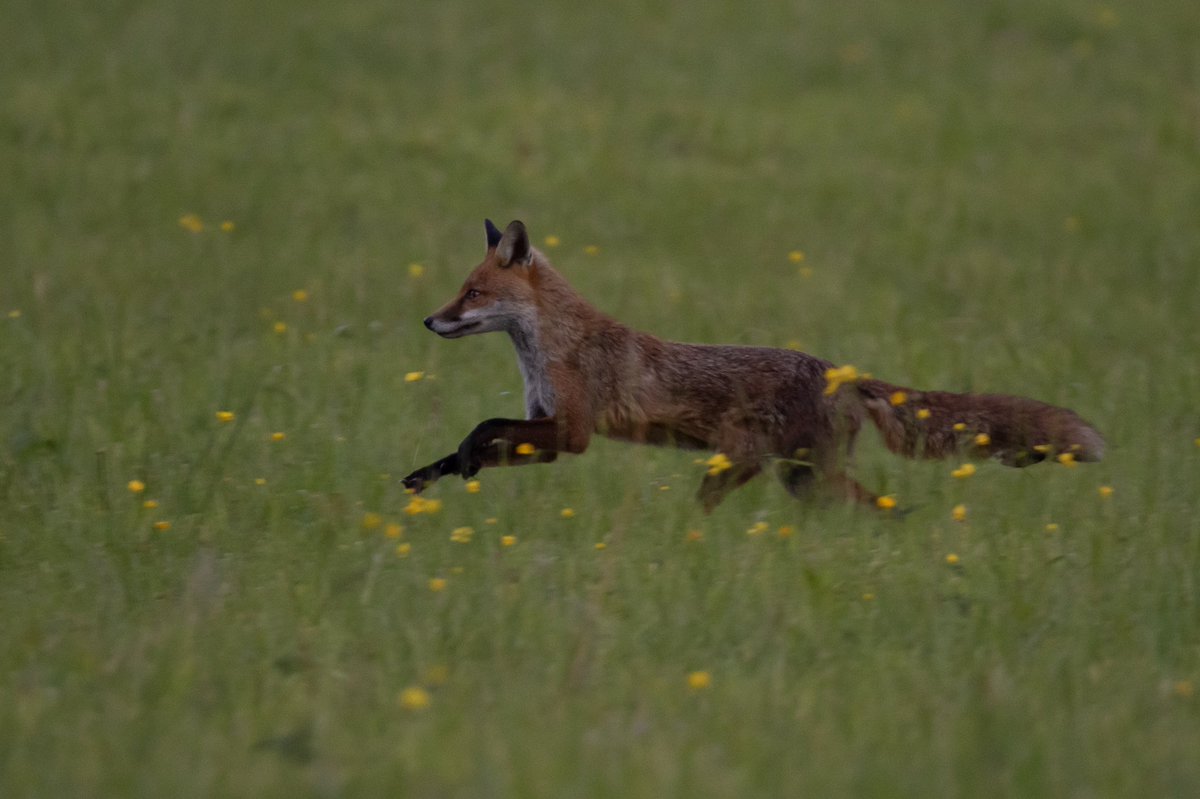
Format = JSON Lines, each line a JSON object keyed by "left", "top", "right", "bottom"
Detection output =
{"left": 456, "top": 417, "right": 562, "bottom": 478}
{"left": 401, "top": 452, "right": 462, "bottom": 493}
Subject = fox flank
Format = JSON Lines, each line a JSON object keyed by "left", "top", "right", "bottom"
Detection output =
{"left": 403, "top": 220, "right": 1104, "bottom": 512}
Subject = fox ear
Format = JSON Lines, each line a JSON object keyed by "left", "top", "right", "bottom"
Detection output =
{"left": 484, "top": 219, "right": 503, "bottom": 250}
{"left": 496, "top": 220, "right": 532, "bottom": 267}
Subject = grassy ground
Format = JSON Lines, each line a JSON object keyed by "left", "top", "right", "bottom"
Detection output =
{"left": 3, "top": 0, "right": 1199, "bottom": 796}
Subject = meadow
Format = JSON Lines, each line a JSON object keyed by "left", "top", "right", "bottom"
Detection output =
{"left": 2, "top": 0, "right": 1199, "bottom": 796}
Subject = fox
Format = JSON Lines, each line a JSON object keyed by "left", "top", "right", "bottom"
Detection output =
{"left": 402, "top": 219, "right": 1104, "bottom": 511}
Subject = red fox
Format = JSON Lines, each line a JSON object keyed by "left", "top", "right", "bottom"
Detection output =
{"left": 402, "top": 219, "right": 1104, "bottom": 511}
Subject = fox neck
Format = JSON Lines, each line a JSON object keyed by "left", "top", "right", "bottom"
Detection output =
{"left": 509, "top": 323, "right": 555, "bottom": 419}
{"left": 506, "top": 257, "right": 610, "bottom": 420}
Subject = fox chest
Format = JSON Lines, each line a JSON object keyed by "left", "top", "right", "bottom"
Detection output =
{"left": 513, "top": 339, "right": 556, "bottom": 420}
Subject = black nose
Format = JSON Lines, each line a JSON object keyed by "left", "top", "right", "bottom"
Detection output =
{"left": 423, "top": 316, "right": 434, "bottom": 330}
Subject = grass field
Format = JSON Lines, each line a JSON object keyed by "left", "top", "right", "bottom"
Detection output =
{"left": 3, "top": 0, "right": 1199, "bottom": 796}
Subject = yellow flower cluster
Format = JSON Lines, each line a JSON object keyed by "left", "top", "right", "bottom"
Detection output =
{"left": 876, "top": 495, "right": 897, "bottom": 511}
{"left": 404, "top": 371, "right": 425, "bottom": 383}
{"left": 515, "top": 442, "right": 536, "bottom": 456}
{"left": 404, "top": 496, "right": 443, "bottom": 515}
{"left": 687, "top": 671, "right": 712, "bottom": 691}
{"left": 974, "top": 433, "right": 991, "bottom": 447}
{"left": 746, "top": 521, "right": 769, "bottom": 536}
{"left": 951, "top": 504, "right": 967, "bottom": 522}
{"left": 889, "top": 391, "right": 908, "bottom": 407}
{"left": 951, "top": 463, "right": 976, "bottom": 480}
{"left": 398, "top": 686, "right": 431, "bottom": 711}
{"left": 823, "top": 365, "right": 867, "bottom": 396}
{"left": 449, "top": 526, "right": 474, "bottom": 543}
{"left": 705, "top": 453, "right": 733, "bottom": 476}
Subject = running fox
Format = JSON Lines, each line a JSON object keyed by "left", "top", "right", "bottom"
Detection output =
{"left": 402, "top": 220, "right": 1104, "bottom": 511}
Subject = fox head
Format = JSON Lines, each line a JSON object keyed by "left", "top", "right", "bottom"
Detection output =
{"left": 423, "top": 219, "right": 538, "bottom": 339}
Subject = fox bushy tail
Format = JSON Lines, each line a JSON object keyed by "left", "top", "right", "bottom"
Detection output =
{"left": 855, "top": 378, "right": 1104, "bottom": 467}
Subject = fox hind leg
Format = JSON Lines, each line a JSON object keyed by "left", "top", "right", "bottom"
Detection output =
{"left": 697, "top": 461, "right": 762, "bottom": 514}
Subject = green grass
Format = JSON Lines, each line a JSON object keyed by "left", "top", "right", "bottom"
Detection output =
{"left": 3, "top": 0, "right": 1199, "bottom": 796}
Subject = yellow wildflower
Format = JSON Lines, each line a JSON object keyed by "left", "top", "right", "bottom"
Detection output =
{"left": 404, "top": 496, "right": 442, "bottom": 515}
{"left": 876, "top": 495, "right": 897, "bottom": 511}
{"left": 395, "top": 542, "right": 412, "bottom": 558}
{"left": 449, "top": 526, "right": 474, "bottom": 543}
{"left": 594, "top": 542, "right": 606, "bottom": 550}
{"left": 178, "top": 213, "right": 204, "bottom": 233}
{"left": 583, "top": 245, "right": 600, "bottom": 256}
{"left": 215, "top": 411, "right": 235, "bottom": 423}
{"left": 7, "top": 310, "right": 20, "bottom": 319}
{"left": 408, "top": 263, "right": 425, "bottom": 278}
{"left": 945, "top": 553, "right": 960, "bottom": 565}
{"left": 974, "top": 433, "right": 991, "bottom": 447}
{"left": 560, "top": 507, "right": 576, "bottom": 519}
{"left": 500, "top": 535, "right": 517, "bottom": 547}
{"left": 1057, "top": 452, "right": 1078, "bottom": 468}
{"left": 951, "top": 504, "right": 967, "bottom": 522}
{"left": 271, "top": 431, "right": 286, "bottom": 442}
{"left": 484, "top": 517, "right": 499, "bottom": 525}
{"left": 254, "top": 477, "right": 267, "bottom": 486}
{"left": 428, "top": 577, "right": 447, "bottom": 592}
{"left": 220, "top": 220, "right": 235, "bottom": 233}
{"left": 543, "top": 234, "right": 561, "bottom": 248}
{"left": 362, "top": 512, "right": 383, "bottom": 531}
{"left": 687, "top": 671, "right": 712, "bottom": 691}
{"left": 1033, "top": 444, "right": 1052, "bottom": 454}
{"left": 404, "top": 371, "right": 425, "bottom": 383}
{"left": 1045, "top": 523, "right": 1060, "bottom": 534}
{"left": 788, "top": 250, "right": 806, "bottom": 263}
{"left": 142, "top": 499, "right": 159, "bottom": 510}
{"left": 916, "top": 408, "right": 931, "bottom": 420}
{"left": 515, "top": 442, "right": 536, "bottom": 456}
{"left": 705, "top": 452, "right": 733, "bottom": 476}
{"left": 127, "top": 479, "right": 146, "bottom": 494}
{"left": 152, "top": 520, "right": 172, "bottom": 532}
{"left": 951, "top": 463, "right": 976, "bottom": 480}
{"left": 291, "top": 289, "right": 309, "bottom": 303}
{"left": 862, "top": 592, "right": 876, "bottom": 602}
{"left": 746, "top": 521, "right": 769, "bottom": 536}
{"left": 273, "top": 321, "right": 287, "bottom": 334}
{"left": 398, "top": 686, "right": 431, "bottom": 711}
{"left": 465, "top": 479, "right": 481, "bottom": 493}
{"left": 889, "top": 391, "right": 908, "bottom": 407}
{"left": 686, "top": 530, "right": 704, "bottom": 543}
{"left": 777, "top": 525, "right": 795, "bottom": 539}
{"left": 1097, "top": 485, "right": 1114, "bottom": 499}
{"left": 385, "top": 523, "right": 404, "bottom": 539}
{"left": 953, "top": 422, "right": 967, "bottom": 432}
{"left": 823, "top": 365, "right": 865, "bottom": 396}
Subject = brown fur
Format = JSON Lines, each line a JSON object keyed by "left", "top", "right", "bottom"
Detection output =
{"left": 404, "top": 220, "right": 1104, "bottom": 511}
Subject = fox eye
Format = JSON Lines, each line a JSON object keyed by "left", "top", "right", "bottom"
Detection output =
{"left": 464, "top": 289, "right": 481, "bottom": 300}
